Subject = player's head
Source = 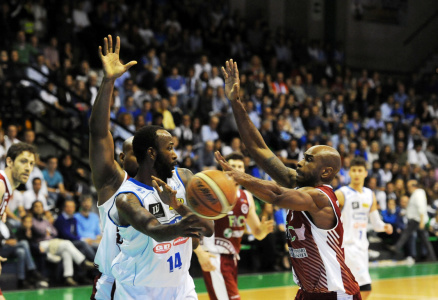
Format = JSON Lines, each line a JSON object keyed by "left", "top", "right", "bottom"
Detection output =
{"left": 349, "top": 157, "right": 368, "bottom": 186}
{"left": 133, "top": 125, "right": 177, "bottom": 180}
{"left": 119, "top": 136, "right": 138, "bottom": 177}
{"left": 225, "top": 152, "right": 245, "bottom": 185}
{"left": 6, "top": 142, "right": 36, "bottom": 186}
{"left": 296, "top": 145, "right": 341, "bottom": 187}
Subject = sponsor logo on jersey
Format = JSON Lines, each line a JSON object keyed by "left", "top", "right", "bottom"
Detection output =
{"left": 287, "top": 224, "right": 306, "bottom": 242}
{"left": 289, "top": 247, "right": 308, "bottom": 259}
{"left": 241, "top": 203, "right": 249, "bottom": 214}
{"left": 149, "top": 203, "right": 165, "bottom": 218}
{"left": 173, "top": 237, "right": 189, "bottom": 246}
{"left": 223, "top": 228, "right": 232, "bottom": 239}
{"left": 352, "top": 201, "right": 359, "bottom": 209}
{"left": 362, "top": 202, "right": 370, "bottom": 208}
{"left": 153, "top": 243, "right": 171, "bottom": 254}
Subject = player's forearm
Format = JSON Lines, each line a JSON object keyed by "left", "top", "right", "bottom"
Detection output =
{"left": 230, "top": 99, "right": 295, "bottom": 187}
{"left": 89, "top": 78, "right": 115, "bottom": 137}
{"left": 234, "top": 172, "right": 282, "bottom": 205}
{"left": 129, "top": 212, "right": 181, "bottom": 242}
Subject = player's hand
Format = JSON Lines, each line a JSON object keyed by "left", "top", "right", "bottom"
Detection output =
{"left": 152, "top": 176, "right": 179, "bottom": 208}
{"left": 99, "top": 35, "right": 137, "bottom": 80}
{"left": 222, "top": 59, "right": 240, "bottom": 101}
{"left": 215, "top": 151, "right": 245, "bottom": 183}
{"left": 195, "top": 248, "right": 216, "bottom": 272}
{"left": 176, "top": 213, "right": 204, "bottom": 239}
{"left": 384, "top": 224, "right": 393, "bottom": 235}
{"left": 260, "top": 216, "right": 275, "bottom": 235}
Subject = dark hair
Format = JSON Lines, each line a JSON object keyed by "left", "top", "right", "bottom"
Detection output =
{"left": 133, "top": 125, "right": 163, "bottom": 164}
{"left": 6, "top": 142, "right": 36, "bottom": 162}
{"left": 224, "top": 152, "right": 244, "bottom": 162}
{"left": 30, "top": 200, "right": 44, "bottom": 212}
{"left": 32, "top": 177, "right": 42, "bottom": 184}
{"left": 350, "top": 156, "right": 367, "bottom": 168}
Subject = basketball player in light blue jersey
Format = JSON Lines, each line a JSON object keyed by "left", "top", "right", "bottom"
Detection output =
{"left": 89, "top": 35, "right": 138, "bottom": 299}
{"left": 109, "top": 125, "right": 214, "bottom": 300}
{"left": 335, "top": 157, "right": 393, "bottom": 300}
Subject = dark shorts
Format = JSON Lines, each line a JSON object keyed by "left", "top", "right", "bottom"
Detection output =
{"left": 359, "top": 284, "right": 371, "bottom": 291}
{"left": 295, "top": 289, "right": 362, "bottom": 300}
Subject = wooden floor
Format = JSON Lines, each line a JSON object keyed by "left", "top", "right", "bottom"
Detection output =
{"left": 3, "top": 262, "right": 438, "bottom": 299}
{"left": 199, "top": 275, "right": 438, "bottom": 300}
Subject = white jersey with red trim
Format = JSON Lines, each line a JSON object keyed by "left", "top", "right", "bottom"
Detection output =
{"left": 108, "top": 169, "right": 192, "bottom": 287}
{"left": 285, "top": 185, "right": 360, "bottom": 296}
{"left": 338, "top": 186, "right": 373, "bottom": 250}
{"left": 0, "top": 170, "right": 13, "bottom": 218}
{"left": 94, "top": 171, "right": 128, "bottom": 276}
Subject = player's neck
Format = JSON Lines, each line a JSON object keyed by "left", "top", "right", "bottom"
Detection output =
{"left": 135, "top": 167, "right": 158, "bottom": 187}
{"left": 349, "top": 183, "right": 364, "bottom": 192}
{"left": 4, "top": 167, "right": 18, "bottom": 189}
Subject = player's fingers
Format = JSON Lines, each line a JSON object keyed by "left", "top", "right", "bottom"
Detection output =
{"left": 208, "top": 253, "right": 217, "bottom": 258}
{"left": 234, "top": 61, "right": 239, "bottom": 76}
{"left": 0, "top": 257, "right": 7, "bottom": 262}
{"left": 124, "top": 60, "right": 137, "bottom": 70}
{"left": 108, "top": 35, "right": 113, "bottom": 52}
{"left": 115, "top": 36, "right": 120, "bottom": 54}
{"left": 98, "top": 46, "right": 103, "bottom": 59}
{"left": 103, "top": 37, "right": 108, "bottom": 55}
{"left": 221, "top": 66, "right": 228, "bottom": 79}
{"left": 151, "top": 180, "right": 162, "bottom": 193}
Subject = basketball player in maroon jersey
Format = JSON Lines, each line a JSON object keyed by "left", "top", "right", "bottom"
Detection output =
{"left": 220, "top": 59, "right": 361, "bottom": 300}
{"left": 194, "top": 152, "right": 274, "bottom": 300}
{"left": 0, "top": 142, "right": 36, "bottom": 298}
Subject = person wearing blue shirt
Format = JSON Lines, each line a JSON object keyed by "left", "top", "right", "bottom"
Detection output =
{"left": 54, "top": 200, "right": 96, "bottom": 261}
{"left": 74, "top": 195, "right": 101, "bottom": 250}
{"left": 42, "top": 156, "right": 69, "bottom": 208}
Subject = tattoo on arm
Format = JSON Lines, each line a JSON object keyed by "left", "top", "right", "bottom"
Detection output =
{"left": 263, "top": 156, "right": 296, "bottom": 188}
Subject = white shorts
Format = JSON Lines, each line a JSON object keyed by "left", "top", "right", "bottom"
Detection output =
{"left": 95, "top": 274, "right": 115, "bottom": 300}
{"left": 344, "top": 245, "right": 371, "bottom": 287}
{"left": 114, "top": 275, "right": 197, "bottom": 300}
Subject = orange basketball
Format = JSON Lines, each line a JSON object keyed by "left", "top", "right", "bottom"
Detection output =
{"left": 186, "top": 170, "right": 238, "bottom": 220}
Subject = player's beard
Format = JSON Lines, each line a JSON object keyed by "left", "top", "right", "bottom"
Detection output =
{"left": 154, "top": 151, "right": 174, "bottom": 181}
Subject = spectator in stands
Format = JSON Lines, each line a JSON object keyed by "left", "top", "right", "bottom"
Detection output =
{"left": 74, "top": 195, "right": 101, "bottom": 251}
{"left": 395, "top": 140, "right": 408, "bottom": 166}
{"left": 166, "top": 66, "right": 186, "bottom": 106}
{"left": 4, "top": 124, "right": 20, "bottom": 152}
{"left": 379, "top": 162, "right": 393, "bottom": 188}
{"left": 208, "top": 66, "right": 224, "bottom": 90}
{"left": 408, "top": 139, "right": 430, "bottom": 169}
{"left": 22, "top": 177, "right": 50, "bottom": 211}
{"left": 159, "top": 98, "right": 176, "bottom": 130}
{"left": 196, "top": 140, "right": 217, "bottom": 171}
{"left": 389, "top": 180, "right": 436, "bottom": 261}
{"left": 12, "top": 31, "right": 38, "bottom": 65}
{"left": 113, "top": 112, "right": 135, "bottom": 153}
{"left": 0, "top": 218, "right": 47, "bottom": 289}
{"left": 381, "top": 122, "right": 395, "bottom": 151}
{"left": 54, "top": 200, "right": 95, "bottom": 261}
{"left": 42, "top": 156, "right": 70, "bottom": 208}
{"left": 26, "top": 54, "right": 49, "bottom": 88}
{"left": 201, "top": 115, "right": 220, "bottom": 143}
{"left": 366, "top": 110, "right": 385, "bottom": 130}
{"left": 194, "top": 55, "right": 211, "bottom": 79}
{"left": 31, "top": 201, "right": 94, "bottom": 286}
{"left": 43, "top": 37, "right": 60, "bottom": 71}
{"left": 271, "top": 72, "right": 288, "bottom": 97}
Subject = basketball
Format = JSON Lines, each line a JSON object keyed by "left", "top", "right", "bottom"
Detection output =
{"left": 186, "top": 170, "right": 238, "bottom": 220}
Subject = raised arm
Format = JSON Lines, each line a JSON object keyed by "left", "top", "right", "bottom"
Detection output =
{"left": 222, "top": 59, "right": 296, "bottom": 188}
{"left": 89, "top": 35, "right": 137, "bottom": 199}
{"left": 116, "top": 193, "right": 203, "bottom": 242}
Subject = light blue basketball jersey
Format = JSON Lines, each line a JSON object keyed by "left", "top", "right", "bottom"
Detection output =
{"left": 108, "top": 168, "right": 192, "bottom": 287}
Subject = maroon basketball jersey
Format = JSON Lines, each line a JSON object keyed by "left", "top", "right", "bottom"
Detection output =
{"left": 285, "top": 185, "right": 359, "bottom": 296}
{"left": 0, "top": 170, "right": 13, "bottom": 218}
{"left": 211, "top": 189, "right": 250, "bottom": 255}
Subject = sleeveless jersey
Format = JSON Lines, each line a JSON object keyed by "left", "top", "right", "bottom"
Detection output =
{"left": 203, "top": 189, "right": 250, "bottom": 255}
{"left": 339, "top": 186, "right": 373, "bottom": 249}
{"left": 109, "top": 168, "right": 192, "bottom": 287}
{"left": 285, "top": 185, "right": 359, "bottom": 296}
{"left": 0, "top": 170, "right": 13, "bottom": 218}
{"left": 94, "top": 172, "right": 128, "bottom": 276}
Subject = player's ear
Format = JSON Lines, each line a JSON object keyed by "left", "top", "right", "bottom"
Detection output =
{"left": 321, "top": 166, "right": 334, "bottom": 179}
{"left": 5, "top": 157, "right": 13, "bottom": 168}
{"left": 119, "top": 152, "right": 125, "bottom": 164}
{"left": 147, "top": 147, "right": 156, "bottom": 160}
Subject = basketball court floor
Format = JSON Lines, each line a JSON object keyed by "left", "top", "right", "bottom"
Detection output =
{"left": 4, "top": 262, "right": 437, "bottom": 299}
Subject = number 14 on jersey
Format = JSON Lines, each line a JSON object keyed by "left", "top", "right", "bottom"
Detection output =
{"left": 167, "top": 252, "right": 182, "bottom": 272}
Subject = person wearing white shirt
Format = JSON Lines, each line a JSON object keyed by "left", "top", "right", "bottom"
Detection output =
{"left": 389, "top": 180, "right": 436, "bottom": 261}
{"left": 208, "top": 66, "right": 224, "bottom": 90}
{"left": 408, "top": 141, "right": 430, "bottom": 168}
{"left": 22, "top": 177, "right": 49, "bottom": 211}
{"left": 201, "top": 116, "right": 220, "bottom": 143}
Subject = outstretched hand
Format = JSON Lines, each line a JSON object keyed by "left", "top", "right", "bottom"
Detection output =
{"left": 99, "top": 35, "right": 137, "bottom": 80}
{"left": 222, "top": 59, "right": 240, "bottom": 101}
{"left": 215, "top": 151, "right": 246, "bottom": 184}
{"left": 152, "top": 176, "right": 177, "bottom": 207}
